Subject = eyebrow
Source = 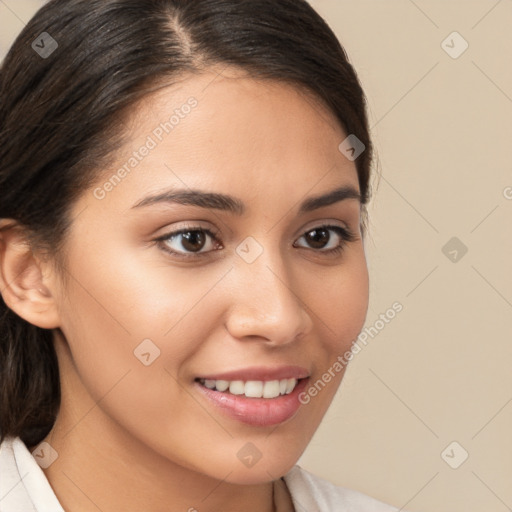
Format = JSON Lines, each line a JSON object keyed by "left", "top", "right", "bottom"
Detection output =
{"left": 131, "top": 184, "right": 361, "bottom": 214}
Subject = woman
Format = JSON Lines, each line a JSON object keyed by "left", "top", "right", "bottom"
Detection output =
{"left": 0, "top": 0, "right": 408, "bottom": 510}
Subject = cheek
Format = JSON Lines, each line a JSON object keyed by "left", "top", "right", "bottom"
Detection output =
{"left": 55, "top": 259, "right": 217, "bottom": 462}
{"left": 313, "top": 249, "right": 370, "bottom": 355}
{"left": 56, "top": 240, "right": 230, "bottom": 409}
{"left": 294, "top": 263, "right": 368, "bottom": 427}
{"left": 59, "top": 235, "right": 216, "bottom": 341}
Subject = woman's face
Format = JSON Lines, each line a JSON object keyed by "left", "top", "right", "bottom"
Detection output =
{"left": 46, "top": 66, "right": 369, "bottom": 484}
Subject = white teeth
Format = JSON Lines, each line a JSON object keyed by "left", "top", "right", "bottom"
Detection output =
{"left": 215, "top": 380, "right": 229, "bottom": 392}
{"left": 263, "top": 380, "right": 280, "bottom": 398}
{"left": 199, "top": 378, "right": 299, "bottom": 398}
{"left": 245, "top": 381, "right": 263, "bottom": 398}
{"left": 285, "top": 378, "right": 296, "bottom": 394}
{"left": 229, "top": 380, "right": 245, "bottom": 395}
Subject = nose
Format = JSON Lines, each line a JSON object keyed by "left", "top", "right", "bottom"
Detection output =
{"left": 224, "top": 249, "right": 314, "bottom": 346}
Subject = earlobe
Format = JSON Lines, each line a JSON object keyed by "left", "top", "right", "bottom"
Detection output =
{"left": 0, "top": 219, "right": 61, "bottom": 329}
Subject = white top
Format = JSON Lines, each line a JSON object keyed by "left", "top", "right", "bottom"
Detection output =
{"left": 0, "top": 436, "right": 405, "bottom": 511}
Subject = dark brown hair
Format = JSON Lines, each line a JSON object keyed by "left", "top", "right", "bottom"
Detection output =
{"left": 0, "top": 0, "right": 374, "bottom": 448}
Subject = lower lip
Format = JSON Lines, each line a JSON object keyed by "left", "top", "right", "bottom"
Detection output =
{"left": 195, "top": 378, "right": 309, "bottom": 427}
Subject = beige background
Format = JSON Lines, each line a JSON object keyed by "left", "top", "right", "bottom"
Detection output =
{"left": 1, "top": 1, "right": 511, "bottom": 511}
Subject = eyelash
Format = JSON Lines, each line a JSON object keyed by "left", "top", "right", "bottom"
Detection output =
{"left": 154, "top": 223, "right": 358, "bottom": 260}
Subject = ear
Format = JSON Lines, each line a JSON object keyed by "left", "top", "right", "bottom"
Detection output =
{"left": 0, "top": 219, "right": 61, "bottom": 329}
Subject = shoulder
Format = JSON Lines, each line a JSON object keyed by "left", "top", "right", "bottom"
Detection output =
{"left": 283, "top": 465, "right": 406, "bottom": 512}
{"left": 0, "top": 435, "right": 36, "bottom": 511}
{"left": 0, "top": 435, "right": 65, "bottom": 512}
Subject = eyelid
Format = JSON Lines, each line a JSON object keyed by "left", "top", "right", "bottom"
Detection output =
{"left": 154, "top": 223, "right": 221, "bottom": 255}
{"left": 298, "top": 218, "right": 351, "bottom": 235}
{"left": 154, "top": 221, "right": 358, "bottom": 259}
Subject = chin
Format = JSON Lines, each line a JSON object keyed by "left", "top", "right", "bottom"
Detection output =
{"left": 216, "top": 458, "right": 300, "bottom": 485}
{"left": 197, "top": 432, "right": 309, "bottom": 485}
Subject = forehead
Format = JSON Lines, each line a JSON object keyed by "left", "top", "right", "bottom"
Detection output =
{"left": 80, "top": 66, "right": 359, "bottom": 215}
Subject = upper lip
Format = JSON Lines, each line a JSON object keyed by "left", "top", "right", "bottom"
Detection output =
{"left": 196, "top": 365, "right": 310, "bottom": 382}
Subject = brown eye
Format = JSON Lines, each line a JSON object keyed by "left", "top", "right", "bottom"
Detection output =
{"left": 156, "top": 226, "right": 221, "bottom": 258}
{"left": 155, "top": 223, "right": 357, "bottom": 261}
{"left": 304, "top": 227, "right": 331, "bottom": 249}
{"left": 294, "top": 224, "right": 357, "bottom": 255}
{"left": 180, "top": 230, "right": 207, "bottom": 252}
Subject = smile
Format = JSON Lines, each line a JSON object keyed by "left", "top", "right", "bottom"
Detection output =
{"left": 194, "top": 368, "right": 310, "bottom": 427}
{"left": 197, "top": 378, "right": 299, "bottom": 398}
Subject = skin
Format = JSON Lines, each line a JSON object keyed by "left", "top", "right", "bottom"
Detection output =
{"left": 0, "top": 66, "right": 369, "bottom": 512}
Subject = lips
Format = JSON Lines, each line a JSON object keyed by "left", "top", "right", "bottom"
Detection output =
{"left": 195, "top": 365, "right": 310, "bottom": 383}
{"left": 194, "top": 366, "right": 310, "bottom": 427}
